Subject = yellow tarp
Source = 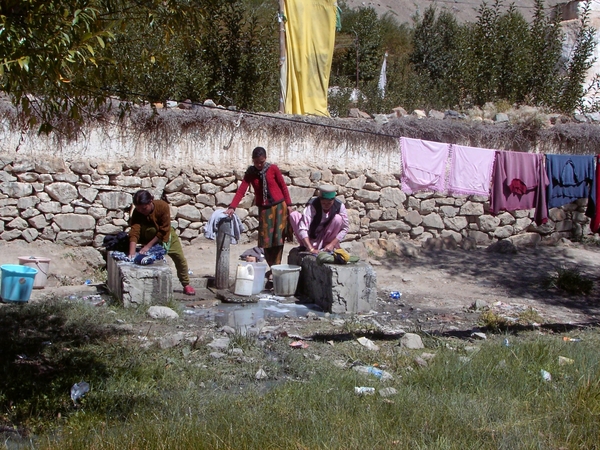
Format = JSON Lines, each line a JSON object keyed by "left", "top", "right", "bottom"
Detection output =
{"left": 284, "top": 0, "right": 337, "bottom": 116}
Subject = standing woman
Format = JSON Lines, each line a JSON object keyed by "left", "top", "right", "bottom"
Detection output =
{"left": 225, "top": 147, "right": 292, "bottom": 269}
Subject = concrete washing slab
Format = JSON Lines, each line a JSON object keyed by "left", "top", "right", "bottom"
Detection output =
{"left": 287, "top": 248, "right": 377, "bottom": 314}
{"left": 107, "top": 252, "right": 173, "bottom": 307}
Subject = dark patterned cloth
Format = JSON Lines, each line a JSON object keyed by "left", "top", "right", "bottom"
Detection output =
{"left": 111, "top": 245, "right": 166, "bottom": 265}
{"left": 258, "top": 201, "right": 292, "bottom": 249}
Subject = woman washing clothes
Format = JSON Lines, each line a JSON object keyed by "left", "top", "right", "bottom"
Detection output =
{"left": 225, "top": 147, "right": 292, "bottom": 285}
{"left": 128, "top": 189, "right": 195, "bottom": 296}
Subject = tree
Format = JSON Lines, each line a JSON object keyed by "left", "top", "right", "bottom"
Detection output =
{"left": 555, "top": 0, "right": 597, "bottom": 112}
{"left": 0, "top": 0, "right": 112, "bottom": 134}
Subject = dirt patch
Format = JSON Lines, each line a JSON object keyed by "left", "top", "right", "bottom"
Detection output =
{"left": 2, "top": 238, "right": 600, "bottom": 332}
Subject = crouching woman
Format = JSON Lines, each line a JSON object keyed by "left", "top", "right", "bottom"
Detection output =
{"left": 128, "top": 189, "right": 195, "bottom": 295}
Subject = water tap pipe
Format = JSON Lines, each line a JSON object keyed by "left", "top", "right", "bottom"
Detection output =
{"left": 215, "top": 217, "right": 232, "bottom": 289}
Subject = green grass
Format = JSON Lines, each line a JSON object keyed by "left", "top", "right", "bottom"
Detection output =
{"left": 1, "top": 300, "right": 600, "bottom": 449}
{"left": 543, "top": 266, "right": 594, "bottom": 296}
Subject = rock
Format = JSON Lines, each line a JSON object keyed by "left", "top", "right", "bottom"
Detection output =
{"left": 440, "top": 205, "right": 459, "bottom": 218}
{"left": 355, "top": 189, "right": 380, "bottom": 202}
{"left": 379, "top": 187, "right": 405, "bottom": 207}
{"left": 419, "top": 199, "right": 436, "bottom": 214}
{"left": 0, "top": 182, "right": 33, "bottom": 198}
{"left": 56, "top": 231, "right": 94, "bottom": 246}
{"left": 357, "top": 336, "right": 380, "bottom": 351}
{"left": 508, "top": 232, "right": 541, "bottom": 248}
{"left": 53, "top": 214, "right": 96, "bottom": 231}
{"left": 400, "top": 333, "right": 424, "bottom": 349}
{"left": 288, "top": 186, "right": 317, "bottom": 205}
{"left": 470, "top": 299, "right": 489, "bottom": 311}
{"left": 369, "top": 220, "right": 411, "bottom": 233}
{"left": 78, "top": 186, "right": 98, "bottom": 203}
{"left": 495, "top": 113, "right": 509, "bottom": 123}
{"left": 207, "top": 337, "right": 230, "bottom": 351}
{"left": 98, "top": 191, "right": 133, "bottom": 210}
{"left": 468, "top": 230, "right": 492, "bottom": 246}
{"left": 486, "top": 240, "right": 517, "bottom": 254}
{"left": 428, "top": 109, "right": 445, "bottom": 120}
{"left": 158, "top": 332, "right": 185, "bottom": 349}
{"left": 392, "top": 106, "right": 408, "bottom": 117}
{"left": 421, "top": 213, "right": 444, "bottom": 229}
{"left": 414, "top": 356, "right": 428, "bottom": 367}
{"left": 477, "top": 215, "right": 501, "bottom": 232}
{"left": 373, "top": 114, "right": 389, "bottom": 125}
{"left": 209, "top": 352, "right": 226, "bottom": 359}
{"left": 493, "top": 225, "right": 514, "bottom": 239}
{"left": 459, "top": 201, "right": 484, "bottom": 216}
{"left": 167, "top": 192, "right": 194, "bottom": 206}
{"left": 444, "top": 216, "right": 468, "bottom": 231}
{"left": 147, "top": 306, "right": 180, "bottom": 319}
{"left": 177, "top": 205, "right": 202, "bottom": 221}
{"left": 471, "top": 332, "right": 487, "bottom": 340}
{"left": 379, "top": 387, "right": 398, "bottom": 397}
{"left": 423, "top": 236, "right": 457, "bottom": 251}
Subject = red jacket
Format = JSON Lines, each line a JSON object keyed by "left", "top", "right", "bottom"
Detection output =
{"left": 230, "top": 164, "right": 292, "bottom": 208}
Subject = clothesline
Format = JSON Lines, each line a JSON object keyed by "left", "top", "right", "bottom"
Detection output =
{"left": 398, "top": 137, "right": 599, "bottom": 231}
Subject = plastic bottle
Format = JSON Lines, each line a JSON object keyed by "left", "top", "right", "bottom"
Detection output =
{"left": 70, "top": 381, "right": 90, "bottom": 403}
{"left": 354, "top": 386, "right": 375, "bottom": 395}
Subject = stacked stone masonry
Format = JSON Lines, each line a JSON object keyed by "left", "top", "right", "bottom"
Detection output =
{"left": 0, "top": 154, "right": 592, "bottom": 248}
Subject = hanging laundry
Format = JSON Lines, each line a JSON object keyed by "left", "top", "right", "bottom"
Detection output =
{"left": 546, "top": 154, "right": 595, "bottom": 208}
{"left": 400, "top": 137, "right": 450, "bottom": 194}
{"left": 204, "top": 209, "right": 245, "bottom": 244}
{"left": 490, "top": 151, "right": 549, "bottom": 225}
{"left": 586, "top": 154, "right": 600, "bottom": 233}
{"left": 448, "top": 144, "right": 496, "bottom": 196}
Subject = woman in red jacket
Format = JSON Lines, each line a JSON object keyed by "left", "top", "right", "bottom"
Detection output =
{"left": 225, "top": 147, "right": 292, "bottom": 269}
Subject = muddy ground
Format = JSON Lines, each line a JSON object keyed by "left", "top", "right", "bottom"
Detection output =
{"left": 2, "top": 237, "right": 600, "bottom": 336}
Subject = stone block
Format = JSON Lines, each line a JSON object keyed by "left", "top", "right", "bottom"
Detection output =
{"left": 107, "top": 252, "right": 173, "bottom": 307}
{"left": 288, "top": 248, "right": 377, "bottom": 314}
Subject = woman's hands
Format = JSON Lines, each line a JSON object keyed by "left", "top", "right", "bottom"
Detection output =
{"left": 225, "top": 207, "right": 235, "bottom": 217}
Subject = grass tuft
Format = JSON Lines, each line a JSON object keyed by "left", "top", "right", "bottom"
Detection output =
{"left": 544, "top": 266, "right": 594, "bottom": 295}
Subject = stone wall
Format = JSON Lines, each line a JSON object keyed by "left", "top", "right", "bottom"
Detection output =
{"left": 0, "top": 153, "right": 592, "bottom": 248}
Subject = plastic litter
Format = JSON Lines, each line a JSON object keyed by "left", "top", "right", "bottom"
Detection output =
{"left": 289, "top": 340, "right": 309, "bottom": 349}
{"left": 84, "top": 279, "right": 92, "bottom": 285}
{"left": 562, "top": 337, "right": 582, "bottom": 342}
{"left": 503, "top": 338, "right": 510, "bottom": 347}
{"left": 353, "top": 365, "right": 393, "bottom": 381}
{"left": 540, "top": 369, "right": 552, "bottom": 382}
{"left": 389, "top": 291, "right": 401, "bottom": 300}
{"left": 558, "top": 356, "right": 574, "bottom": 366}
{"left": 70, "top": 381, "right": 90, "bottom": 404}
{"left": 354, "top": 386, "right": 375, "bottom": 395}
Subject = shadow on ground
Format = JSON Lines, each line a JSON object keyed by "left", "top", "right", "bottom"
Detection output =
{"left": 0, "top": 301, "right": 126, "bottom": 424}
{"left": 378, "top": 245, "right": 600, "bottom": 317}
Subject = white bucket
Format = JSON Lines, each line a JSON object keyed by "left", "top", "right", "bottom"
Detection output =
{"left": 234, "top": 263, "right": 255, "bottom": 296}
{"left": 271, "top": 264, "right": 302, "bottom": 296}
{"left": 18, "top": 256, "right": 51, "bottom": 289}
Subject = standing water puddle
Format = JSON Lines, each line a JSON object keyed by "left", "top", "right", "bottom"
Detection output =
{"left": 184, "top": 294, "right": 324, "bottom": 328}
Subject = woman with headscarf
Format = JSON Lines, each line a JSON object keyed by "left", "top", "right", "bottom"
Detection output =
{"left": 225, "top": 147, "right": 292, "bottom": 270}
